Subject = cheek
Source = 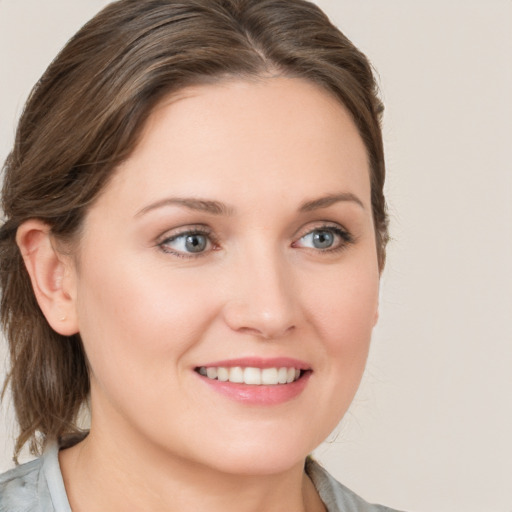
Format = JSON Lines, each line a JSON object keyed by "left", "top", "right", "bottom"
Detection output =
{"left": 306, "top": 262, "right": 379, "bottom": 352}
{"left": 287, "top": 258, "right": 379, "bottom": 448}
{"left": 74, "top": 257, "right": 220, "bottom": 387}
{"left": 306, "top": 256, "right": 378, "bottom": 388}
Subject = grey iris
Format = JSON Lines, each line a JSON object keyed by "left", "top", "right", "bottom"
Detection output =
{"left": 313, "top": 230, "right": 334, "bottom": 249}
{"left": 185, "top": 234, "right": 207, "bottom": 252}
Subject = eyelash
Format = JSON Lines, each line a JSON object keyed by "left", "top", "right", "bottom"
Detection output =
{"left": 156, "top": 223, "right": 354, "bottom": 258}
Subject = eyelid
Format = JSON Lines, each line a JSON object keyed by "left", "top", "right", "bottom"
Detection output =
{"left": 156, "top": 223, "right": 211, "bottom": 240}
{"left": 294, "top": 221, "right": 352, "bottom": 240}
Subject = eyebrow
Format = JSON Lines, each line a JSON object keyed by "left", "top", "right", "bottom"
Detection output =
{"left": 299, "top": 192, "right": 365, "bottom": 212}
{"left": 135, "top": 197, "right": 234, "bottom": 217}
{"left": 136, "top": 192, "right": 364, "bottom": 218}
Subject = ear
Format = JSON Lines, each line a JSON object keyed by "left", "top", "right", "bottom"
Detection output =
{"left": 373, "top": 307, "right": 380, "bottom": 327}
{"left": 373, "top": 278, "right": 383, "bottom": 327}
{"left": 16, "top": 220, "right": 79, "bottom": 336}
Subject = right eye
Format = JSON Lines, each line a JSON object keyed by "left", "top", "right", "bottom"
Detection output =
{"left": 158, "top": 229, "right": 213, "bottom": 257}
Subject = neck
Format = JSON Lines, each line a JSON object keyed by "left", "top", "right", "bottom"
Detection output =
{"left": 59, "top": 428, "right": 325, "bottom": 512}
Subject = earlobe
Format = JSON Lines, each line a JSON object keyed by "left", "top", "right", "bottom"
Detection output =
{"left": 16, "top": 220, "right": 79, "bottom": 336}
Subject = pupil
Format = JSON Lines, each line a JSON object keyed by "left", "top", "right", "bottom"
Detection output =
{"left": 313, "top": 231, "right": 334, "bottom": 249}
{"left": 185, "top": 235, "right": 207, "bottom": 253}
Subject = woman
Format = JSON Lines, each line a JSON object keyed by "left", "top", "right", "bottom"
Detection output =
{"left": 0, "top": 0, "right": 399, "bottom": 510}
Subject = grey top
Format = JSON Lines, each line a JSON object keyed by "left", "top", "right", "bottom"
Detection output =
{"left": 0, "top": 444, "right": 403, "bottom": 511}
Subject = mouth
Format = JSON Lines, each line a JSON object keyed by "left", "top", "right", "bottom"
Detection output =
{"left": 195, "top": 366, "right": 306, "bottom": 385}
{"left": 194, "top": 358, "right": 312, "bottom": 405}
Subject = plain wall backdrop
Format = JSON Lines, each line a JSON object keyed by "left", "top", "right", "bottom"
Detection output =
{"left": 1, "top": 1, "right": 511, "bottom": 511}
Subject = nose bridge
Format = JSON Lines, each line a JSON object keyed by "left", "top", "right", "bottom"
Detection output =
{"left": 223, "top": 239, "right": 298, "bottom": 339}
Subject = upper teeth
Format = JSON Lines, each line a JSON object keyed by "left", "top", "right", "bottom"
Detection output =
{"left": 198, "top": 366, "right": 301, "bottom": 385}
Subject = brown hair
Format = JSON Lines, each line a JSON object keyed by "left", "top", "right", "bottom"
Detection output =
{"left": 0, "top": 0, "right": 388, "bottom": 460}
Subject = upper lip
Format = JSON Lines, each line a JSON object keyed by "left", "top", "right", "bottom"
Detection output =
{"left": 195, "top": 357, "right": 311, "bottom": 370}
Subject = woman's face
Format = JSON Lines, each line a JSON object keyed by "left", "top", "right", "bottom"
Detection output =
{"left": 69, "top": 77, "right": 380, "bottom": 475}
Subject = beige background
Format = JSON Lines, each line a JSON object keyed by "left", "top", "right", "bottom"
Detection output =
{"left": 1, "top": 1, "right": 511, "bottom": 511}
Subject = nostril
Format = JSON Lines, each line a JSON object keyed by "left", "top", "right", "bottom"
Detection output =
{"left": 222, "top": 297, "right": 297, "bottom": 340}
{"left": 236, "top": 324, "right": 296, "bottom": 340}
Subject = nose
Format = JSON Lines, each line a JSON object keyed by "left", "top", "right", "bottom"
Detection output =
{"left": 221, "top": 249, "right": 298, "bottom": 340}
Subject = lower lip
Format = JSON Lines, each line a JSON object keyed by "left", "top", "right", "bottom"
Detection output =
{"left": 198, "top": 371, "right": 311, "bottom": 406}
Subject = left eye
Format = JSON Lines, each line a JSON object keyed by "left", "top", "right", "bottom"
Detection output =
{"left": 160, "top": 232, "right": 210, "bottom": 255}
{"left": 295, "top": 227, "right": 350, "bottom": 251}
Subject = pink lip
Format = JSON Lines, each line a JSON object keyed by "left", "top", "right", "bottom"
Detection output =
{"left": 194, "top": 357, "right": 312, "bottom": 406}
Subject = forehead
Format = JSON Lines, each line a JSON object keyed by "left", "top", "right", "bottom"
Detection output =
{"left": 96, "top": 77, "right": 371, "bottom": 215}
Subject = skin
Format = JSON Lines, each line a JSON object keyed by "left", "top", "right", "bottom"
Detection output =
{"left": 18, "top": 77, "right": 380, "bottom": 512}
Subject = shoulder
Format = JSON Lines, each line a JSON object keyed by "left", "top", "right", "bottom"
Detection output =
{"left": 0, "top": 442, "right": 70, "bottom": 512}
{"left": 0, "top": 456, "right": 46, "bottom": 511}
{"left": 306, "top": 458, "right": 406, "bottom": 512}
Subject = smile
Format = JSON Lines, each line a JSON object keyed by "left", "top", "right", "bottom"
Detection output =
{"left": 196, "top": 366, "right": 303, "bottom": 385}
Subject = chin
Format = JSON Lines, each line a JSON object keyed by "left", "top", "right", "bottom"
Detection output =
{"left": 209, "top": 449, "right": 307, "bottom": 477}
{"left": 193, "top": 428, "right": 324, "bottom": 477}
